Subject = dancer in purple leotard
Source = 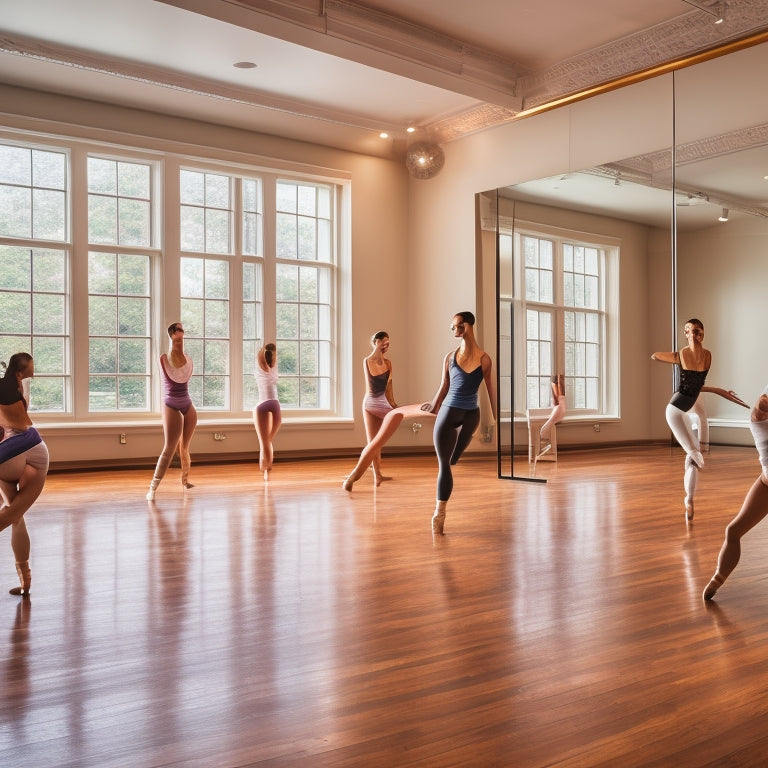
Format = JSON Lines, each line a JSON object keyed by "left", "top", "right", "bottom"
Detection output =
{"left": 0, "top": 353, "right": 49, "bottom": 597}
{"left": 253, "top": 343, "right": 281, "bottom": 481}
{"left": 361, "top": 331, "right": 398, "bottom": 485}
{"left": 146, "top": 323, "right": 198, "bottom": 501}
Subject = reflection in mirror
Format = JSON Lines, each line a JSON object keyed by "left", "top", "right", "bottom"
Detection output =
{"left": 488, "top": 159, "right": 674, "bottom": 479}
{"left": 673, "top": 104, "right": 768, "bottom": 440}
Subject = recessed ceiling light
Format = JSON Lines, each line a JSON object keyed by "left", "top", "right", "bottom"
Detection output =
{"left": 233, "top": 61, "right": 257, "bottom": 69}
{"left": 406, "top": 126, "right": 416, "bottom": 133}
{"left": 379, "top": 132, "right": 389, "bottom": 139}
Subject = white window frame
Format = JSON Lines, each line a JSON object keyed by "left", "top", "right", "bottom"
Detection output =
{"left": 499, "top": 220, "right": 620, "bottom": 421}
{"left": 0, "top": 130, "right": 351, "bottom": 424}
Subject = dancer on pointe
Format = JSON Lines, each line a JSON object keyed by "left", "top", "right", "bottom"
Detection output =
{"left": 146, "top": 322, "right": 198, "bottom": 501}
{"left": 424, "top": 311, "right": 496, "bottom": 535}
{"left": 704, "top": 389, "right": 768, "bottom": 601}
{"left": 253, "top": 342, "right": 282, "bottom": 481}
{"left": 652, "top": 318, "right": 746, "bottom": 522}
{"left": 0, "top": 353, "right": 50, "bottom": 597}
{"left": 362, "top": 331, "right": 398, "bottom": 485}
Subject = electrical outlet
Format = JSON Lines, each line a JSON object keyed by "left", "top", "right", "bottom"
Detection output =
{"left": 119, "top": 433, "right": 127, "bottom": 444}
{"left": 411, "top": 422, "right": 422, "bottom": 434}
{"left": 593, "top": 423, "right": 600, "bottom": 432}
{"left": 213, "top": 432, "right": 227, "bottom": 441}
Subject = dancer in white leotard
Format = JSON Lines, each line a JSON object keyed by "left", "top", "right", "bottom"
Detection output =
{"left": 703, "top": 389, "right": 768, "bottom": 601}
{"left": 253, "top": 343, "right": 281, "bottom": 481}
{"left": 0, "top": 353, "right": 50, "bottom": 597}
{"left": 361, "top": 331, "right": 397, "bottom": 485}
{"left": 652, "top": 318, "right": 746, "bottom": 522}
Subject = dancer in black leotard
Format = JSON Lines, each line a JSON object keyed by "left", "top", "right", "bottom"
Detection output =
{"left": 361, "top": 331, "right": 397, "bottom": 485}
{"left": 146, "top": 323, "right": 198, "bottom": 501}
{"left": 422, "top": 312, "right": 496, "bottom": 535}
{"left": 652, "top": 318, "right": 746, "bottom": 522}
{"left": 0, "top": 353, "right": 50, "bottom": 597}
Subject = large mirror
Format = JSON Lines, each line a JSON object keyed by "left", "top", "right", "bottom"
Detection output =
{"left": 483, "top": 39, "right": 768, "bottom": 480}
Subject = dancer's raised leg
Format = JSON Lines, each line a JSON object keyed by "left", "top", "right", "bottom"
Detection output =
{"left": 703, "top": 475, "right": 768, "bottom": 599}
{"left": 704, "top": 414, "right": 768, "bottom": 599}
{"left": 344, "top": 411, "right": 405, "bottom": 491}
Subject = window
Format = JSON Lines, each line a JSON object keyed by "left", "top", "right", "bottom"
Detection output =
{"left": 274, "top": 180, "right": 333, "bottom": 409}
{"left": 0, "top": 133, "right": 345, "bottom": 422}
{"left": 500, "top": 226, "right": 617, "bottom": 418}
{"left": 0, "top": 143, "right": 69, "bottom": 411}
{"left": 88, "top": 157, "right": 154, "bottom": 411}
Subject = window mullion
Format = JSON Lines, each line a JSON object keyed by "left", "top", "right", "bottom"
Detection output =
{"left": 261, "top": 174, "right": 277, "bottom": 343}
{"left": 70, "top": 145, "right": 90, "bottom": 419}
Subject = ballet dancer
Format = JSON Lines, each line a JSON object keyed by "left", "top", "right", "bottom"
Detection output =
{"left": 0, "top": 353, "right": 50, "bottom": 597}
{"left": 362, "top": 331, "right": 398, "bottom": 485}
{"left": 652, "top": 318, "right": 746, "bottom": 522}
{"left": 253, "top": 342, "right": 281, "bottom": 481}
{"left": 424, "top": 311, "right": 496, "bottom": 535}
{"left": 146, "top": 322, "right": 198, "bottom": 501}
{"left": 703, "top": 389, "right": 768, "bottom": 601}
{"left": 536, "top": 373, "right": 566, "bottom": 459}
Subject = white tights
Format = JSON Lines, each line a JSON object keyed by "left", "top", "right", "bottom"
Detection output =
{"left": 666, "top": 403, "right": 704, "bottom": 508}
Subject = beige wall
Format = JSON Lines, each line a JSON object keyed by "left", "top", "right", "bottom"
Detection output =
{"left": 3, "top": 40, "right": 767, "bottom": 465}
{"left": 0, "top": 84, "right": 421, "bottom": 464}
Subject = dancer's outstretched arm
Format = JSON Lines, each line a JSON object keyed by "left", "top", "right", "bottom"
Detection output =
{"left": 700, "top": 386, "right": 748, "bottom": 408}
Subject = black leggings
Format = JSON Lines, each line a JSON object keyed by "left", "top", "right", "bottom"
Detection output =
{"left": 433, "top": 406, "right": 480, "bottom": 501}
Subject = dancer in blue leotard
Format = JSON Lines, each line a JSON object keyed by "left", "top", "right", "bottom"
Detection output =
{"left": 146, "top": 322, "right": 198, "bottom": 500}
{"left": 422, "top": 311, "right": 496, "bottom": 535}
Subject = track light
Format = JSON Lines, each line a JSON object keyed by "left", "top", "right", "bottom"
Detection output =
{"left": 718, "top": 207, "right": 729, "bottom": 222}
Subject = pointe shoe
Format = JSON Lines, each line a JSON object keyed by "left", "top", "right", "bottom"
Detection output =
{"left": 690, "top": 450, "right": 705, "bottom": 469}
{"left": 684, "top": 497, "right": 694, "bottom": 522}
{"left": 536, "top": 439, "right": 552, "bottom": 460}
{"left": 343, "top": 476, "right": 355, "bottom": 492}
{"left": 432, "top": 503, "right": 447, "bottom": 535}
{"left": 9, "top": 560, "right": 31, "bottom": 597}
{"left": 703, "top": 574, "right": 724, "bottom": 601}
{"left": 146, "top": 487, "right": 156, "bottom": 501}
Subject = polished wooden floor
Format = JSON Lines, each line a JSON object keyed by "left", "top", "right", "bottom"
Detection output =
{"left": 3, "top": 444, "right": 768, "bottom": 767}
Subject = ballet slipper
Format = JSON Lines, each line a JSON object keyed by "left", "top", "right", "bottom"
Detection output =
{"left": 343, "top": 465, "right": 366, "bottom": 492}
{"left": 684, "top": 496, "right": 694, "bottom": 522}
{"left": 690, "top": 450, "right": 705, "bottom": 469}
{"left": 9, "top": 560, "right": 31, "bottom": 597}
{"left": 432, "top": 501, "right": 447, "bottom": 535}
{"left": 703, "top": 573, "right": 725, "bottom": 601}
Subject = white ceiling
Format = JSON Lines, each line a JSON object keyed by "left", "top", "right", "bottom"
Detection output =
{"left": 1, "top": 0, "right": 767, "bottom": 157}
{"left": 1, "top": 0, "right": 767, "bottom": 228}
